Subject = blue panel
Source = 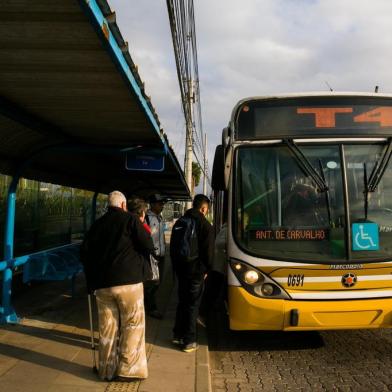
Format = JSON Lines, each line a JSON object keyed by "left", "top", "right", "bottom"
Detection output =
{"left": 126, "top": 151, "right": 165, "bottom": 172}
{"left": 0, "top": 243, "right": 82, "bottom": 324}
{"left": 22, "top": 245, "right": 82, "bottom": 283}
{"left": 352, "top": 222, "right": 379, "bottom": 251}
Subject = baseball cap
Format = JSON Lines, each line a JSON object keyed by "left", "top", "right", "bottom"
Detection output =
{"left": 148, "top": 194, "right": 168, "bottom": 203}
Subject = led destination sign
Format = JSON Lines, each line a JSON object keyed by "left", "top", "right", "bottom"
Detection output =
{"left": 250, "top": 228, "right": 328, "bottom": 241}
{"left": 236, "top": 97, "right": 392, "bottom": 139}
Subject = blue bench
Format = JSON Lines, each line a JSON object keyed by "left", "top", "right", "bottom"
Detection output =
{"left": 1, "top": 243, "right": 83, "bottom": 323}
{"left": 22, "top": 243, "right": 82, "bottom": 297}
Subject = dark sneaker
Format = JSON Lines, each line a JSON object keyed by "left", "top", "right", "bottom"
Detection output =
{"left": 148, "top": 309, "right": 163, "bottom": 319}
{"left": 182, "top": 342, "right": 199, "bottom": 353}
{"left": 172, "top": 336, "right": 184, "bottom": 345}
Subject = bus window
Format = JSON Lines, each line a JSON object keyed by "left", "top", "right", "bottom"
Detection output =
{"left": 235, "top": 143, "right": 392, "bottom": 262}
{"left": 345, "top": 144, "right": 392, "bottom": 260}
{"left": 235, "top": 145, "right": 346, "bottom": 262}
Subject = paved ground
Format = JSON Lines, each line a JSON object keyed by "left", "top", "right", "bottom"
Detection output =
{"left": 207, "top": 306, "right": 392, "bottom": 392}
{"left": 0, "top": 251, "right": 211, "bottom": 392}
{"left": 8, "top": 246, "right": 392, "bottom": 392}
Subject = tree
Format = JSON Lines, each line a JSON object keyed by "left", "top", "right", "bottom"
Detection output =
{"left": 192, "top": 161, "right": 201, "bottom": 192}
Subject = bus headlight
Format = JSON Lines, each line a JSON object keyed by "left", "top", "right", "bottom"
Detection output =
{"left": 230, "top": 260, "right": 290, "bottom": 299}
{"left": 244, "top": 270, "right": 261, "bottom": 284}
{"left": 261, "top": 283, "right": 274, "bottom": 296}
{"left": 233, "top": 262, "right": 242, "bottom": 271}
{"left": 231, "top": 261, "right": 264, "bottom": 285}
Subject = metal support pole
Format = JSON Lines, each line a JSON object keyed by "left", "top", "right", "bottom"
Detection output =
{"left": 185, "top": 125, "right": 193, "bottom": 209}
{"left": 87, "top": 294, "right": 98, "bottom": 373}
{"left": 184, "top": 79, "right": 194, "bottom": 210}
{"left": 203, "top": 133, "right": 207, "bottom": 195}
{"left": 1, "top": 175, "right": 19, "bottom": 324}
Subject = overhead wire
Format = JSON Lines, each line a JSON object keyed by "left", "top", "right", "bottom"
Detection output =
{"left": 166, "top": 0, "right": 211, "bottom": 188}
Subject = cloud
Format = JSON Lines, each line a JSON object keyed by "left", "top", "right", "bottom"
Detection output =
{"left": 108, "top": 0, "right": 392, "bottom": 191}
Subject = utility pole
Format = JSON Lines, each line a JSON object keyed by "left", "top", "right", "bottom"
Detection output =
{"left": 167, "top": 0, "right": 207, "bottom": 208}
{"left": 184, "top": 78, "right": 194, "bottom": 210}
{"left": 203, "top": 133, "right": 207, "bottom": 195}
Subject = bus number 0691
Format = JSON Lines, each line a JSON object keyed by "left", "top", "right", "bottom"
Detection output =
{"left": 287, "top": 274, "right": 304, "bottom": 287}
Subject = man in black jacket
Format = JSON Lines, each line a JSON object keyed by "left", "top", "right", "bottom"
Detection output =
{"left": 170, "top": 194, "right": 214, "bottom": 353}
{"left": 81, "top": 191, "right": 154, "bottom": 381}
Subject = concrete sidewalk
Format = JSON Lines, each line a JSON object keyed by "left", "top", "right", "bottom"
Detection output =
{"left": 138, "top": 288, "right": 211, "bottom": 392}
{"left": 0, "top": 271, "right": 211, "bottom": 392}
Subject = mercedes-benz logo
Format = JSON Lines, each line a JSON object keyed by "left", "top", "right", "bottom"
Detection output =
{"left": 341, "top": 273, "right": 357, "bottom": 288}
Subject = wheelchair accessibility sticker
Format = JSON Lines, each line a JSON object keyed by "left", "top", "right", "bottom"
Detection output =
{"left": 352, "top": 223, "right": 379, "bottom": 251}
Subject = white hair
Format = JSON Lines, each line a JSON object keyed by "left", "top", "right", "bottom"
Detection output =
{"left": 108, "top": 191, "right": 126, "bottom": 208}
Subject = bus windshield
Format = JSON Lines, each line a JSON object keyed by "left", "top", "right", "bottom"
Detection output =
{"left": 234, "top": 143, "right": 392, "bottom": 262}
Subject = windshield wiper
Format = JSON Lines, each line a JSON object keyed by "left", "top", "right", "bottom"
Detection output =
{"left": 284, "top": 139, "right": 333, "bottom": 226}
{"left": 367, "top": 138, "right": 392, "bottom": 192}
{"left": 318, "top": 159, "right": 333, "bottom": 226}
{"left": 283, "top": 139, "right": 328, "bottom": 192}
{"left": 363, "top": 163, "right": 369, "bottom": 220}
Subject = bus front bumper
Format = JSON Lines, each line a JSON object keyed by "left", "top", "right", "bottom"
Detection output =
{"left": 228, "top": 286, "right": 392, "bottom": 331}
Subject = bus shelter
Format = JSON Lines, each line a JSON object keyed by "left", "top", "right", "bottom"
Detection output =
{"left": 0, "top": 0, "right": 190, "bottom": 323}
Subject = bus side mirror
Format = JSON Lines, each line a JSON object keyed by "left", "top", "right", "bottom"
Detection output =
{"left": 224, "top": 147, "right": 232, "bottom": 189}
{"left": 222, "top": 127, "right": 231, "bottom": 148}
{"left": 212, "top": 145, "right": 225, "bottom": 191}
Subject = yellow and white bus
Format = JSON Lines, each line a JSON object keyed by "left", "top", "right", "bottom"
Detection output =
{"left": 212, "top": 92, "right": 392, "bottom": 331}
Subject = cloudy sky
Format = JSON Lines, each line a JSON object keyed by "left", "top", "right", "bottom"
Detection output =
{"left": 109, "top": 0, "right": 392, "bottom": 190}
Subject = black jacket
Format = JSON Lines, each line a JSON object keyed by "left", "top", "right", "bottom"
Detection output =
{"left": 170, "top": 208, "right": 215, "bottom": 277}
{"left": 80, "top": 206, "right": 154, "bottom": 292}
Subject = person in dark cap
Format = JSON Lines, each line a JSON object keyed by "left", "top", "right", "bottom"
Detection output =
{"left": 144, "top": 194, "right": 167, "bottom": 319}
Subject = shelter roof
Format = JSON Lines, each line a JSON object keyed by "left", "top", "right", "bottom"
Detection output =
{"left": 0, "top": 0, "right": 190, "bottom": 199}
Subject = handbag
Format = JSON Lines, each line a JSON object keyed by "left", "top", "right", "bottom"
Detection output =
{"left": 145, "top": 254, "right": 160, "bottom": 283}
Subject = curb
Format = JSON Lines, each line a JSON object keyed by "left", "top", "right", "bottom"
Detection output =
{"left": 196, "top": 324, "right": 212, "bottom": 392}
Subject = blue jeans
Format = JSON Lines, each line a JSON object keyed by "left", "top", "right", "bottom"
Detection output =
{"left": 173, "top": 272, "right": 204, "bottom": 344}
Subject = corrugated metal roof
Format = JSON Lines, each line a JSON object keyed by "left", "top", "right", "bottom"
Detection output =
{"left": 0, "top": 0, "right": 190, "bottom": 199}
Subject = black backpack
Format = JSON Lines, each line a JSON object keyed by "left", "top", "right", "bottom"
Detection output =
{"left": 170, "top": 215, "right": 199, "bottom": 262}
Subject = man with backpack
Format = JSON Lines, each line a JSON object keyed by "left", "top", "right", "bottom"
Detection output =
{"left": 170, "top": 194, "right": 215, "bottom": 353}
